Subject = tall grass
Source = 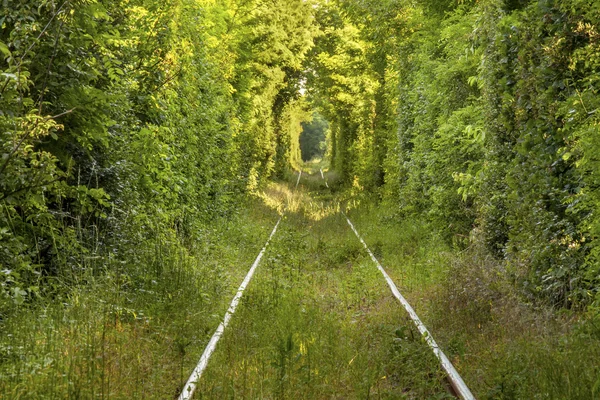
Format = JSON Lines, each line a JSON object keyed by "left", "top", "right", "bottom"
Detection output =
{"left": 4, "top": 168, "right": 597, "bottom": 399}
{"left": 0, "top": 198, "right": 279, "bottom": 398}
{"left": 430, "top": 245, "right": 600, "bottom": 400}
{"left": 345, "top": 187, "right": 600, "bottom": 400}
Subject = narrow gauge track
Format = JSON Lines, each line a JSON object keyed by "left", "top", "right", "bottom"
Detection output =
{"left": 179, "top": 170, "right": 474, "bottom": 399}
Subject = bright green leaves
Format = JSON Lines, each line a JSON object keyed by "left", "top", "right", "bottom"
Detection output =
{"left": 0, "top": 0, "right": 323, "bottom": 314}
{"left": 228, "top": 0, "right": 317, "bottom": 184}
{"left": 0, "top": 40, "right": 10, "bottom": 58}
{"left": 308, "top": 0, "right": 600, "bottom": 307}
{"left": 307, "top": 4, "right": 382, "bottom": 186}
{"left": 472, "top": 0, "right": 596, "bottom": 306}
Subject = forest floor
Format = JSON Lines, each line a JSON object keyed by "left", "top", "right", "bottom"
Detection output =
{"left": 2, "top": 164, "right": 599, "bottom": 399}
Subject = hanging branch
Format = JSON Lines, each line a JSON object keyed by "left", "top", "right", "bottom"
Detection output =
{"left": 0, "top": 177, "right": 63, "bottom": 202}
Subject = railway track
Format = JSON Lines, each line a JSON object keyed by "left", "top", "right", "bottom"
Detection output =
{"left": 179, "top": 170, "right": 474, "bottom": 399}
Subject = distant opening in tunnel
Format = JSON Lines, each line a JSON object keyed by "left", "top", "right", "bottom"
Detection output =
{"left": 299, "top": 112, "right": 328, "bottom": 162}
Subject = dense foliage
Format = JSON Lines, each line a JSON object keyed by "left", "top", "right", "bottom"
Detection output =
{"left": 308, "top": 0, "right": 600, "bottom": 309}
{"left": 0, "top": 0, "right": 315, "bottom": 314}
{"left": 2, "top": 0, "right": 600, "bottom": 396}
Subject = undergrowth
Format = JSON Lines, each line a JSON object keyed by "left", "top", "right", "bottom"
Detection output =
{"left": 345, "top": 186, "right": 600, "bottom": 400}
{"left": 0, "top": 198, "right": 278, "bottom": 399}
{"left": 4, "top": 167, "right": 599, "bottom": 399}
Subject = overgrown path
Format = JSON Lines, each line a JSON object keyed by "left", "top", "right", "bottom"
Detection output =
{"left": 187, "top": 171, "right": 460, "bottom": 399}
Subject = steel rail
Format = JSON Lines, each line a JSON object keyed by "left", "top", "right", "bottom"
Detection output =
{"left": 342, "top": 213, "right": 475, "bottom": 400}
{"left": 178, "top": 171, "right": 302, "bottom": 400}
{"left": 318, "top": 168, "right": 473, "bottom": 399}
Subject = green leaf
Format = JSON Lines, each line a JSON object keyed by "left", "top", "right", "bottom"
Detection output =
{"left": 0, "top": 41, "right": 10, "bottom": 57}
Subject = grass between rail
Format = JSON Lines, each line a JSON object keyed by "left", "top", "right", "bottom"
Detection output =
{"left": 197, "top": 172, "right": 452, "bottom": 399}
{"left": 2, "top": 165, "right": 599, "bottom": 399}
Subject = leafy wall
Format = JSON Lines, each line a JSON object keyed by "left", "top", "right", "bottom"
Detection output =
{"left": 0, "top": 0, "right": 315, "bottom": 314}
{"left": 308, "top": 0, "right": 600, "bottom": 308}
